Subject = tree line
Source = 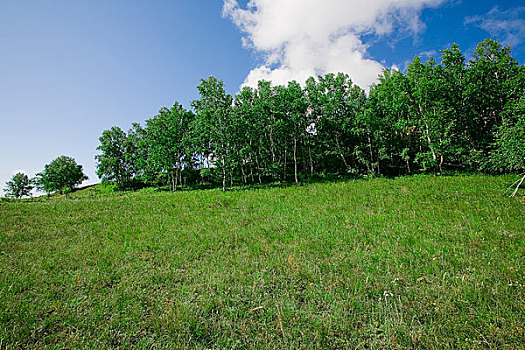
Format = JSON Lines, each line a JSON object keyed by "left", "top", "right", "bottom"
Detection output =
{"left": 4, "top": 156, "right": 88, "bottom": 198}
{"left": 4, "top": 39, "right": 522, "bottom": 198}
{"left": 95, "top": 39, "right": 524, "bottom": 192}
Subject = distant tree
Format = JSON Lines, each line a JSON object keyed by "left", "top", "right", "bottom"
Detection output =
{"left": 490, "top": 94, "right": 525, "bottom": 173}
{"left": 405, "top": 56, "right": 448, "bottom": 172}
{"left": 252, "top": 80, "right": 278, "bottom": 180}
{"left": 364, "top": 69, "right": 414, "bottom": 175}
{"left": 464, "top": 39, "right": 521, "bottom": 167}
{"left": 4, "top": 172, "right": 34, "bottom": 199}
{"left": 96, "top": 126, "right": 136, "bottom": 188}
{"left": 191, "top": 76, "right": 234, "bottom": 191}
{"left": 311, "top": 73, "right": 366, "bottom": 175}
{"left": 273, "top": 80, "right": 308, "bottom": 182}
{"left": 143, "top": 103, "right": 194, "bottom": 190}
{"left": 125, "top": 123, "right": 143, "bottom": 178}
{"left": 436, "top": 43, "right": 470, "bottom": 168}
{"left": 492, "top": 94, "right": 525, "bottom": 197}
{"left": 232, "top": 86, "right": 260, "bottom": 184}
{"left": 36, "top": 156, "right": 88, "bottom": 195}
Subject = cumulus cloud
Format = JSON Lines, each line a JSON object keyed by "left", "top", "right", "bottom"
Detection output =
{"left": 223, "top": 0, "right": 447, "bottom": 89}
{"left": 466, "top": 6, "right": 525, "bottom": 48}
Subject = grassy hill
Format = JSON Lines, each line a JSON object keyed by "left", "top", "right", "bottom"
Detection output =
{"left": 1, "top": 175, "right": 524, "bottom": 349}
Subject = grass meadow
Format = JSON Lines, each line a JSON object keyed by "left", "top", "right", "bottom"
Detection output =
{"left": 0, "top": 175, "right": 524, "bottom": 349}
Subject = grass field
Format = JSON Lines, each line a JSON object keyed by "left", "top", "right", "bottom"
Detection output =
{"left": 0, "top": 175, "right": 524, "bottom": 349}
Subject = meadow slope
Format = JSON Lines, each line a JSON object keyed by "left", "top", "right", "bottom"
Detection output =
{"left": 0, "top": 175, "right": 524, "bottom": 349}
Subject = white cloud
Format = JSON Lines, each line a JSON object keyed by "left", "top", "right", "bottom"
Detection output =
{"left": 418, "top": 50, "right": 438, "bottom": 59}
{"left": 224, "top": 0, "right": 447, "bottom": 90}
{"left": 466, "top": 6, "right": 525, "bottom": 48}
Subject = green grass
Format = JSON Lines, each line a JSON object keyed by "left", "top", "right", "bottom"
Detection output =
{"left": 0, "top": 175, "right": 524, "bottom": 349}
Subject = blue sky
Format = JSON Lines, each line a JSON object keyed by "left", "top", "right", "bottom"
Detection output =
{"left": 1, "top": 0, "right": 524, "bottom": 195}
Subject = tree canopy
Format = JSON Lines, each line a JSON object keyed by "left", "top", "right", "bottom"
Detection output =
{"left": 4, "top": 172, "right": 34, "bottom": 199}
{"left": 95, "top": 126, "right": 136, "bottom": 188}
{"left": 36, "top": 156, "right": 88, "bottom": 195}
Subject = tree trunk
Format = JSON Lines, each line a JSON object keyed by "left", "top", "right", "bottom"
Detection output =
{"left": 222, "top": 158, "right": 227, "bottom": 192}
{"left": 367, "top": 134, "right": 374, "bottom": 175}
{"left": 269, "top": 128, "right": 276, "bottom": 162}
{"left": 308, "top": 144, "right": 314, "bottom": 175}
{"left": 336, "top": 136, "right": 349, "bottom": 172}
{"left": 255, "top": 152, "right": 262, "bottom": 184}
{"left": 420, "top": 105, "right": 438, "bottom": 171}
{"left": 248, "top": 140, "right": 255, "bottom": 184}
{"left": 249, "top": 158, "right": 255, "bottom": 184}
{"left": 240, "top": 163, "right": 247, "bottom": 185}
{"left": 283, "top": 149, "right": 287, "bottom": 182}
{"left": 293, "top": 137, "right": 298, "bottom": 183}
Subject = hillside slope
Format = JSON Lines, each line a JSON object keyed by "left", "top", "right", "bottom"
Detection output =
{"left": 0, "top": 175, "right": 524, "bottom": 349}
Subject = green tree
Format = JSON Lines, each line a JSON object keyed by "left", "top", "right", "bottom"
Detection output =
{"left": 365, "top": 69, "right": 414, "bottom": 175}
{"left": 436, "top": 43, "right": 470, "bottom": 168}
{"left": 232, "top": 86, "right": 261, "bottom": 184}
{"left": 253, "top": 80, "right": 279, "bottom": 181}
{"left": 464, "top": 39, "right": 521, "bottom": 167}
{"left": 406, "top": 56, "right": 449, "bottom": 172}
{"left": 490, "top": 95, "right": 525, "bottom": 173}
{"left": 127, "top": 123, "right": 147, "bottom": 183}
{"left": 143, "top": 103, "right": 194, "bottom": 190}
{"left": 273, "top": 81, "right": 308, "bottom": 182}
{"left": 314, "top": 73, "right": 366, "bottom": 175}
{"left": 191, "top": 76, "right": 234, "bottom": 191}
{"left": 95, "top": 126, "right": 136, "bottom": 188}
{"left": 4, "top": 172, "right": 34, "bottom": 199}
{"left": 36, "top": 156, "right": 88, "bottom": 195}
